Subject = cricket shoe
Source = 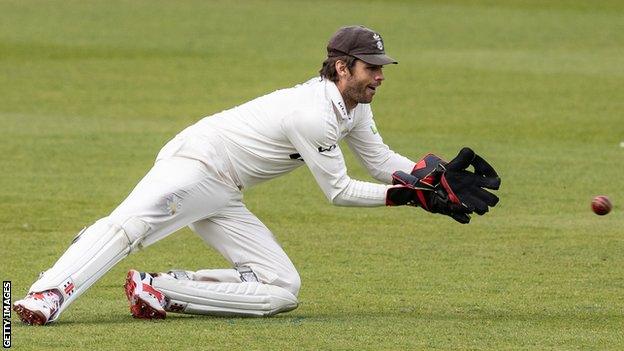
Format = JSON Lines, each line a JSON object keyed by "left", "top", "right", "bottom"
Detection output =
{"left": 13, "top": 290, "right": 62, "bottom": 325}
{"left": 124, "top": 269, "right": 167, "bottom": 320}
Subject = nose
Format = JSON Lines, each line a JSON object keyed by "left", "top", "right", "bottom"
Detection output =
{"left": 375, "top": 69, "right": 384, "bottom": 83}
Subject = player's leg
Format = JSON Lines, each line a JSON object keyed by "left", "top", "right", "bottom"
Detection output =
{"left": 13, "top": 156, "right": 237, "bottom": 325}
{"left": 191, "top": 209, "right": 301, "bottom": 296}
{"left": 13, "top": 217, "right": 146, "bottom": 325}
{"left": 138, "top": 205, "right": 300, "bottom": 317}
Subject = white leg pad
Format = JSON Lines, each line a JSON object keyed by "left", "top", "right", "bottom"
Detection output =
{"left": 29, "top": 217, "right": 149, "bottom": 321}
{"left": 153, "top": 277, "right": 298, "bottom": 317}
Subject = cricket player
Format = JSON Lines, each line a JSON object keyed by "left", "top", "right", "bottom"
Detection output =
{"left": 13, "top": 25, "right": 500, "bottom": 325}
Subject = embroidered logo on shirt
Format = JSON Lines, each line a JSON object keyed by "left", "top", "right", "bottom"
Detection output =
{"left": 289, "top": 153, "right": 304, "bottom": 161}
{"left": 370, "top": 123, "right": 378, "bottom": 134}
{"left": 318, "top": 144, "right": 337, "bottom": 153}
{"left": 337, "top": 101, "right": 347, "bottom": 117}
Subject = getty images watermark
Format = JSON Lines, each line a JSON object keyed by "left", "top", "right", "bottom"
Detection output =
{"left": 3, "top": 281, "right": 10, "bottom": 349}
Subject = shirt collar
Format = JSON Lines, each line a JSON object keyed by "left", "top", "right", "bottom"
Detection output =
{"left": 325, "top": 80, "right": 351, "bottom": 120}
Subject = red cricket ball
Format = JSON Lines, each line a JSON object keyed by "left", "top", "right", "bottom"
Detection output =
{"left": 591, "top": 195, "right": 612, "bottom": 216}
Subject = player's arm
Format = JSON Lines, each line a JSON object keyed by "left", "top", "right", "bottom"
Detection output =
{"left": 344, "top": 106, "right": 415, "bottom": 184}
{"left": 345, "top": 107, "right": 501, "bottom": 222}
{"left": 282, "top": 112, "right": 501, "bottom": 220}
{"left": 282, "top": 111, "right": 390, "bottom": 207}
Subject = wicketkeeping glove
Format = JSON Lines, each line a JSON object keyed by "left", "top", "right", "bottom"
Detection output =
{"left": 386, "top": 148, "right": 501, "bottom": 224}
{"left": 435, "top": 147, "right": 501, "bottom": 216}
{"left": 387, "top": 169, "right": 474, "bottom": 223}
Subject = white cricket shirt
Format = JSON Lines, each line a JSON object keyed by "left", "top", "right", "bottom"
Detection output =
{"left": 171, "top": 77, "right": 416, "bottom": 207}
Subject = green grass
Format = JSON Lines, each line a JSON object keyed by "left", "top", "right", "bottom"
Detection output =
{"left": 1, "top": 0, "right": 623, "bottom": 349}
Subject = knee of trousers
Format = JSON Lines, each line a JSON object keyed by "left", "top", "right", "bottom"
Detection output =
{"left": 115, "top": 216, "right": 151, "bottom": 251}
{"left": 254, "top": 266, "right": 301, "bottom": 297}
{"left": 280, "top": 271, "right": 301, "bottom": 297}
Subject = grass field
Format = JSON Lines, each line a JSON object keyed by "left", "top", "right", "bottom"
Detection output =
{"left": 1, "top": 0, "right": 623, "bottom": 349}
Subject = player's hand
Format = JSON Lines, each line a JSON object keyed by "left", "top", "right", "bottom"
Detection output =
{"left": 386, "top": 170, "right": 474, "bottom": 223}
{"left": 386, "top": 148, "right": 501, "bottom": 224}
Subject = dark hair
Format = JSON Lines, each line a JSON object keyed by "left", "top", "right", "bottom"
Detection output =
{"left": 319, "top": 55, "right": 357, "bottom": 82}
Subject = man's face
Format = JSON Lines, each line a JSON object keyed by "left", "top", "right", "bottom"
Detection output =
{"left": 338, "top": 60, "right": 385, "bottom": 108}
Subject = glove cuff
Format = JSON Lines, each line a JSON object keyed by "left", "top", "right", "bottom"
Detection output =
{"left": 387, "top": 171, "right": 435, "bottom": 208}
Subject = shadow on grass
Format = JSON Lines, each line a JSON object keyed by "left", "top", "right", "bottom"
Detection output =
{"left": 33, "top": 312, "right": 303, "bottom": 327}
{"left": 19, "top": 307, "right": 621, "bottom": 328}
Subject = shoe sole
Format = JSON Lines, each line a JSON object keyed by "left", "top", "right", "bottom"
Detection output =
{"left": 129, "top": 296, "right": 166, "bottom": 319}
{"left": 124, "top": 270, "right": 166, "bottom": 320}
{"left": 13, "top": 304, "right": 47, "bottom": 326}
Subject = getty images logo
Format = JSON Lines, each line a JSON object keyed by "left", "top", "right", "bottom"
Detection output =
{"left": 2, "top": 281, "right": 10, "bottom": 349}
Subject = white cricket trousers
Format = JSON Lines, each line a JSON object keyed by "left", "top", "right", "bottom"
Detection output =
{"left": 27, "top": 132, "right": 299, "bottom": 322}
{"left": 108, "top": 152, "right": 301, "bottom": 296}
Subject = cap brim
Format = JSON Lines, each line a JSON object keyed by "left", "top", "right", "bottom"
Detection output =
{"left": 353, "top": 53, "right": 398, "bottom": 65}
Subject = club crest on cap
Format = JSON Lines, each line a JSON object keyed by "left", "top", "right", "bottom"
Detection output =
{"left": 373, "top": 33, "right": 383, "bottom": 50}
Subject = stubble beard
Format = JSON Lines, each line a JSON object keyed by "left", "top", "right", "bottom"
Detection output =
{"left": 343, "top": 78, "right": 372, "bottom": 107}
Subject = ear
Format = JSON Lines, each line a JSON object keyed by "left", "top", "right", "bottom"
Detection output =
{"left": 335, "top": 60, "right": 350, "bottom": 79}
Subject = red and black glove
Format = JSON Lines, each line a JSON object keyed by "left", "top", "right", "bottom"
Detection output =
{"left": 387, "top": 169, "right": 474, "bottom": 223}
{"left": 386, "top": 148, "right": 501, "bottom": 224}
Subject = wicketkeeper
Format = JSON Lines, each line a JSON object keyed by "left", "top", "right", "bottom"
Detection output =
{"left": 14, "top": 25, "right": 501, "bottom": 325}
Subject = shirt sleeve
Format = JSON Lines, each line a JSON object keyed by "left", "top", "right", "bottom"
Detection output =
{"left": 281, "top": 110, "right": 390, "bottom": 207}
{"left": 345, "top": 105, "right": 416, "bottom": 184}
